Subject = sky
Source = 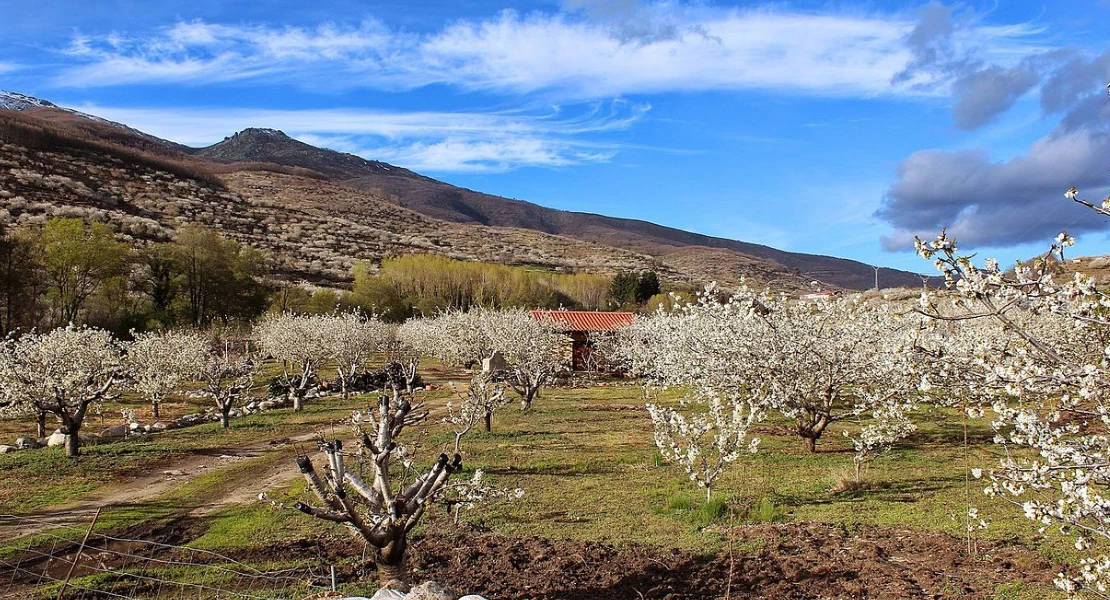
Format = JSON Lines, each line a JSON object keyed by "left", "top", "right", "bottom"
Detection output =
{"left": 2, "top": 0, "right": 1110, "bottom": 275}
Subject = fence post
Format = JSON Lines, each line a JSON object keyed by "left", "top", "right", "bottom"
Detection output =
{"left": 57, "top": 507, "right": 101, "bottom": 600}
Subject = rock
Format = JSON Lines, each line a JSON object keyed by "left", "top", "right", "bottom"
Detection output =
{"left": 45, "top": 431, "right": 67, "bottom": 447}
{"left": 150, "top": 421, "right": 173, "bottom": 432}
{"left": 459, "top": 596, "right": 490, "bottom": 600}
{"left": 163, "top": 469, "right": 185, "bottom": 476}
{"left": 381, "top": 580, "right": 410, "bottom": 593}
{"left": 0, "top": 445, "right": 14, "bottom": 454}
{"left": 14, "top": 437, "right": 40, "bottom": 449}
{"left": 129, "top": 422, "right": 142, "bottom": 431}
{"left": 99, "top": 424, "right": 129, "bottom": 439}
{"left": 368, "top": 589, "right": 408, "bottom": 600}
{"left": 408, "top": 581, "right": 456, "bottom": 600}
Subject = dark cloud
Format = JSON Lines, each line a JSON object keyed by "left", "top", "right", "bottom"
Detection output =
{"left": 877, "top": 3, "right": 1110, "bottom": 251}
{"left": 892, "top": 2, "right": 975, "bottom": 87}
{"left": 878, "top": 126, "right": 1110, "bottom": 250}
{"left": 1041, "top": 50, "right": 1110, "bottom": 117}
{"left": 951, "top": 65, "right": 1040, "bottom": 130}
{"left": 892, "top": 3, "right": 1098, "bottom": 131}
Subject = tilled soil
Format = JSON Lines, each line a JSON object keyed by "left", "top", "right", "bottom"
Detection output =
{"left": 2, "top": 520, "right": 1057, "bottom": 599}
{"left": 407, "top": 522, "right": 1055, "bottom": 600}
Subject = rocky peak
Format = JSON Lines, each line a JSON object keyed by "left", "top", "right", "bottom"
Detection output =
{"left": 0, "top": 90, "right": 60, "bottom": 111}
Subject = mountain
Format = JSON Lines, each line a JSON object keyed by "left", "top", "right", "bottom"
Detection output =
{"left": 190, "top": 127, "right": 933, "bottom": 290}
{"left": 0, "top": 90, "right": 934, "bottom": 290}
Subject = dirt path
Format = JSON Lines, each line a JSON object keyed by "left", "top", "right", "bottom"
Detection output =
{"left": 0, "top": 432, "right": 320, "bottom": 540}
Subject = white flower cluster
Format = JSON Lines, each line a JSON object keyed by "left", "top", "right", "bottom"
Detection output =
{"left": 125, "top": 330, "right": 209, "bottom": 417}
{"left": 399, "top": 308, "right": 564, "bottom": 409}
{"left": 257, "top": 311, "right": 391, "bottom": 404}
{"left": 444, "top": 372, "right": 511, "bottom": 451}
{"left": 436, "top": 469, "right": 525, "bottom": 523}
{"left": 645, "top": 387, "right": 763, "bottom": 500}
{"left": 914, "top": 212, "right": 1110, "bottom": 598}
{"left": 619, "top": 284, "right": 917, "bottom": 454}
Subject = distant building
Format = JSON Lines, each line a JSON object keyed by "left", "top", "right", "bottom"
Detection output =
{"left": 529, "top": 310, "right": 635, "bottom": 371}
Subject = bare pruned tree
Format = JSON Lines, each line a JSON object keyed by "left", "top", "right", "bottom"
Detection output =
{"left": 289, "top": 390, "right": 461, "bottom": 584}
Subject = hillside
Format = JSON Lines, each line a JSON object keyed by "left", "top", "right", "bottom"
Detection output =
{"left": 195, "top": 129, "right": 933, "bottom": 290}
{"left": 0, "top": 106, "right": 817, "bottom": 288}
{"left": 0, "top": 90, "right": 934, "bottom": 290}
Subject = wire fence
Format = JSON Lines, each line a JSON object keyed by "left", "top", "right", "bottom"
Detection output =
{"left": 0, "top": 513, "right": 339, "bottom": 600}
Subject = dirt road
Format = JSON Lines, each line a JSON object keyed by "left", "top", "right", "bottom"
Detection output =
{"left": 0, "top": 432, "right": 320, "bottom": 540}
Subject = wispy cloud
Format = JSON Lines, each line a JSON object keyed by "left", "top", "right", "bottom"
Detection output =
{"left": 0, "top": 62, "right": 20, "bottom": 75}
{"left": 80, "top": 100, "right": 649, "bottom": 172}
{"left": 52, "top": 6, "right": 1044, "bottom": 98}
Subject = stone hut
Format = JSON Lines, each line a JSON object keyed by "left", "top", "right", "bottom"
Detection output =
{"left": 528, "top": 310, "right": 635, "bottom": 371}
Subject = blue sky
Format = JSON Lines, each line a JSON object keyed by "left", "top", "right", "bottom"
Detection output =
{"left": 2, "top": 0, "right": 1110, "bottom": 275}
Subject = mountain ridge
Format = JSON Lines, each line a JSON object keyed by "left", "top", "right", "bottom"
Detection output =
{"left": 0, "top": 90, "right": 934, "bottom": 290}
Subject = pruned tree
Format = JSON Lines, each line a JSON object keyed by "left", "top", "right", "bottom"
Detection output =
{"left": 0, "top": 325, "right": 124, "bottom": 456}
{"left": 255, "top": 313, "right": 330, "bottom": 411}
{"left": 289, "top": 391, "right": 461, "bottom": 584}
{"left": 198, "top": 336, "right": 255, "bottom": 429}
{"left": 126, "top": 330, "right": 209, "bottom": 418}
{"left": 445, "top": 372, "right": 511, "bottom": 450}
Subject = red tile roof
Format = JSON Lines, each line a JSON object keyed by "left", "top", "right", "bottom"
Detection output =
{"left": 529, "top": 310, "right": 635, "bottom": 332}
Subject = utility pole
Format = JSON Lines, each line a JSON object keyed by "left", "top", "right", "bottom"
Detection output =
{"left": 873, "top": 266, "right": 880, "bottom": 291}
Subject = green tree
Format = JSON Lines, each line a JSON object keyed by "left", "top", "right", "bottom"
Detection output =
{"left": 136, "top": 242, "right": 178, "bottom": 325}
{"left": 42, "top": 218, "right": 129, "bottom": 326}
{"left": 635, "top": 271, "right": 660, "bottom": 304}
{"left": 0, "top": 224, "right": 45, "bottom": 335}
{"left": 172, "top": 226, "right": 269, "bottom": 326}
{"left": 609, "top": 271, "right": 640, "bottom": 307}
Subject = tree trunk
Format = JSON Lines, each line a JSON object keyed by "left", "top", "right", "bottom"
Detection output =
{"left": 152, "top": 400, "right": 160, "bottom": 419}
{"left": 220, "top": 406, "right": 231, "bottom": 429}
{"left": 36, "top": 411, "right": 46, "bottom": 438}
{"left": 375, "top": 561, "right": 404, "bottom": 586}
{"left": 520, "top": 387, "right": 537, "bottom": 411}
{"left": 802, "top": 435, "right": 817, "bottom": 454}
{"left": 64, "top": 427, "right": 81, "bottom": 457}
{"left": 373, "top": 535, "right": 408, "bottom": 585}
{"left": 292, "top": 393, "right": 304, "bottom": 412}
{"left": 484, "top": 411, "right": 492, "bottom": 432}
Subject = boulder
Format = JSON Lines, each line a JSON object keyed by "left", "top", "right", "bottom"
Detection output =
{"left": 45, "top": 431, "right": 67, "bottom": 447}
{"left": 407, "top": 581, "right": 456, "bottom": 600}
{"left": 14, "top": 437, "right": 40, "bottom": 449}
{"left": 368, "top": 590, "right": 407, "bottom": 600}
{"left": 459, "top": 596, "right": 490, "bottom": 600}
{"left": 100, "top": 424, "right": 129, "bottom": 439}
{"left": 150, "top": 421, "right": 172, "bottom": 432}
{"left": 0, "top": 445, "right": 14, "bottom": 454}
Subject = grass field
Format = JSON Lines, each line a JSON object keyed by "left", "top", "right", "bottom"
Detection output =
{"left": 0, "top": 361, "right": 1078, "bottom": 599}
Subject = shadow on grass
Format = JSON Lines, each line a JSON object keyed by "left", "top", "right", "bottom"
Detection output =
{"left": 770, "top": 474, "right": 964, "bottom": 509}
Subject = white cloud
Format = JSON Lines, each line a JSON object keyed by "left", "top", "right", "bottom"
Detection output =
{"left": 0, "top": 62, "right": 20, "bottom": 74}
{"left": 79, "top": 101, "right": 646, "bottom": 173}
{"left": 52, "top": 6, "right": 1044, "bottom": 98}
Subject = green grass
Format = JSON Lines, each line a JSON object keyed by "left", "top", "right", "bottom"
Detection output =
{"left": 0, "top": 366, "right": 1078, "bottom": 599}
